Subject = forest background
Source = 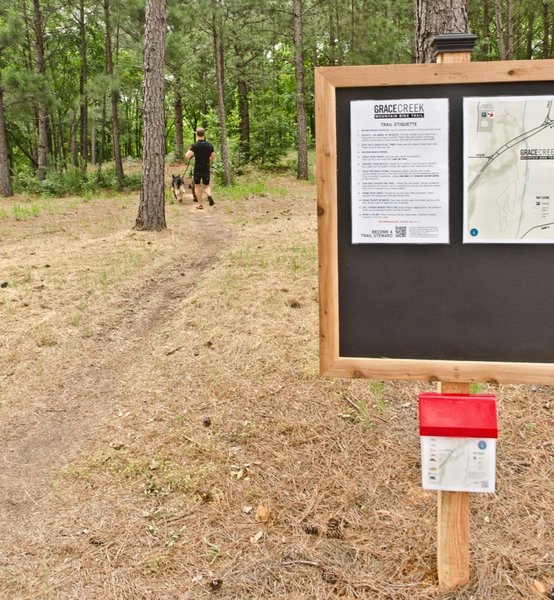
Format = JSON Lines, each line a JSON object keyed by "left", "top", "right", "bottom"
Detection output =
{"left": 1, "top": 0, "right": 553, "bottom": 198}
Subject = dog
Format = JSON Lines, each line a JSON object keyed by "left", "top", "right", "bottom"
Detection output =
{"left": 171, "top": 174, "right": 189, "bottom": 203}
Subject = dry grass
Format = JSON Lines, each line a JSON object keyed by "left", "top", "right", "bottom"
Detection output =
{"left": 0, "top": 166, "right": 552, "bottom": 600}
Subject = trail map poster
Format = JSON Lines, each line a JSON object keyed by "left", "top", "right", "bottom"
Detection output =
{"left": 420, "top": 436, "right": 496, "bottom": 493}
{"left": 463, "top": 95, "right": 554, "bottom": 243}
{"left": 350, "top": 98, "right": 450, "bottom": 244}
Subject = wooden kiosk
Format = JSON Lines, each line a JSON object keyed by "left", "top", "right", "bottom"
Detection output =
{"left": 315, "top": 35, "right": 554, "bottom": 588}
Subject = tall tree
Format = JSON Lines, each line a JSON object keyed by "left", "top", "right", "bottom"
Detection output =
{"left": 79, "top": 0, "right": 88, "bottom": 170}
{"left": 104, "top": 0, "right": 124, "bottom": 189}
{"left": 211, "top": 0, "right": 231, "bottom": 185}
{"left": 0, "top": 83, "right": 11, "bottom": 196}
{"left": 416, "top": 0, "right": 469, "bottom": 63}
{"left": 32, "top": 0, "right": 48, "bottom": 179}
{"left": 173, "top": 79, "right": 184, "bottom": 160}
{"left": 234, "top": 43, "right": 251, "bottom": 163}
{"left": 135, "top": 0, "right": 166, "bottom": 231}
{"left": 0, "top": 11, "right": 21, "bottom": 197}
{"left": 293, "top": 0, "right": 308, "bottom": 179}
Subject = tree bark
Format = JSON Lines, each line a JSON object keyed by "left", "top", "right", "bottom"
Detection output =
{"left": 0, "top": 86, "right": 13, "bottom": 197}
{"left": 32, "top": 0, "right": 48, "bottom": 179}
{"left": 104, "top": 0, "right": 124, "bottom": 189}
{"left": 293, "top": 0, "right": 308, "bottom": 179}
{"left": 212, "top": 5, "right": 231, "bottom": 185}
{"left": 415, "top": 0, "right": 469, "bottom": 63}
{"left": 135, "top": 0, "right": 166, "bottom": 231}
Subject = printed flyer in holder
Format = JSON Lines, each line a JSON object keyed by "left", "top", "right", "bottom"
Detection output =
{"left": 350, "top": 98, "right": 450, "bottom": 244}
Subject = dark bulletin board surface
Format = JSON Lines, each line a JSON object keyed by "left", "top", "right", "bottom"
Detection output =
{"left": 337, "top": 81, "right": 554, "bottom": 363}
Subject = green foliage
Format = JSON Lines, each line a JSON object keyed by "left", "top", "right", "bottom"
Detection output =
{"left": 3, "top": 0, "right": 554, "bottom": 182}
{"left": 12, "top": 166, "right": 141, "bottom": 197}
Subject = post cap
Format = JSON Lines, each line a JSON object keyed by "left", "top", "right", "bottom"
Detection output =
{"left": 432, "top": 33, "right": 477, "bottom": 56}
{"left": 418, "top": 392, "right": 498, "bottom": 438}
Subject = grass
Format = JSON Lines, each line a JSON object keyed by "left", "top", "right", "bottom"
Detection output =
{"left": 223, "top": 173, "right": 288, "bottom": 202}
{"left": 228, "top": 242, "right": 316, "bottom": 273}
{"left": 11, "top": 202, "right": 40, "bottom": 220}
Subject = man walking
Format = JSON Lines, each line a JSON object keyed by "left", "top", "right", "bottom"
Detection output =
{"left": 185, "top": 127, "right": 216, "bottom": 209}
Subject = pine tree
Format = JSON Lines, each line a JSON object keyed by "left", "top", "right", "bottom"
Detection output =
{"left": 416, "top": 0, "right": 469, "bottom": 63}
{"left": 135, "top": 0, "right": 166, "bottom": 231}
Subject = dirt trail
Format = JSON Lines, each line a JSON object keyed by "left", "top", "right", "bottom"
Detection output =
{"left": 0, "top": 198, "right": 230, "bottom": 541}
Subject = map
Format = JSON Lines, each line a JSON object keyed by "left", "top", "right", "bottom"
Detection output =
{"left": 420, "top": 436, "right": 496, "bottom": 493}
{"left": 463, "top": 96, "right": 554, "bottom": 243}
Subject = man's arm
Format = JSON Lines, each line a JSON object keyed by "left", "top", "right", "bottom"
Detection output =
{"left": 185, "top": 146, "right": 194, "bottom": 161}
{"left": 210, "top": 151, "right": 215, "bottom": 164}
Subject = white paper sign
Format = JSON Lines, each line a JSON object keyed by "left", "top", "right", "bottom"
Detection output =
{"left": 351, "top": 98, "right": 450, "bottom": 244}
{"left": 421, "top": 436, "right": 496, "bottom": 493}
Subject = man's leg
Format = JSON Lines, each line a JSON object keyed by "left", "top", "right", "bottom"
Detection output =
{"left": 205, "top": 181, "right": 215, "bottom": 206}
{"left": 195, "top": 182, "right": 203, "bottom": 208}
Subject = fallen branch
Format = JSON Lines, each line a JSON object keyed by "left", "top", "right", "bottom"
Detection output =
{"left": 343, "top": 394, "right": 390, "bottom": 423}
{"left": 282, "top": 559, "right": 320, "bottom": 568}
{"left": 166, "top": 344, "right": 186, "bottom": 356}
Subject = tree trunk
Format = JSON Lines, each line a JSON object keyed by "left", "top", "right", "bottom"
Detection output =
{"left": 234, "top": 45, "right": 250, "bottom": 164}
{"left": 104, "top": 0, "right": 124, "bottom": 189}
{"left": 506, "top": 0, "right": 514, "bottom": 59}
{"left": 237, "top": 76, "right": 250, "bottom": 164}
{"left": 0, "top": 86, "right": 13, "bottom": 197}
{"left": 56, "top": 106, "right": 67, "bottom": 167}
{"left": 70, "top": 110, "right": 78, "bottom": 167}
{"left": 32, "top": 0, "right": 48, "bottom": 179}
{"left": 212, "top": 5, "right": 231, "bottom": 185}
{"left": 135, "top": 0, "right": 166, "bottom": 231}
{"left": 173, "top": 81, "right": 184, "bottom": 161}
{"left": 415, "top": 0, "right": 469, "bottom": 63}
{"left": 99, "top": 95, "right": 106, "bottom": 166}
{"left": 293, "top": 0, "right": 308, "bottom": 180}
{"left": 542, "top": 0, "right": 550, "bottom": 58}
{"left": 328, "top": 3, "right": 335, "bottom": 65}
{"left": 526, "top": 10, "right": 535, "bottom": 59}
{"left": 482, "top": 0, "right": 491, "bottom": 58}
{"left": 79, "top": 0, "right": 88, "bottom": 170}
{"left": 494, "top": 0, "right": 507, "bottom": 59}
{"left": 91, "top": 116, "right": 96, "bottom": 166}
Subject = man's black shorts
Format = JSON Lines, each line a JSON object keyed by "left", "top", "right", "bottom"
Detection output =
{"left": 194, "top": 172, "right": 210, "bottom": 185}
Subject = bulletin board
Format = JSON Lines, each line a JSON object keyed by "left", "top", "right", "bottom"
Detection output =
{"left": 315, "top": 59, "right": 554, "bottom": 385}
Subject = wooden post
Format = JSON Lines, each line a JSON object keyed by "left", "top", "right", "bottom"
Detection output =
{"left": 433, "top": 33, "right": 477, "bottom": 64}
{"left": 432, "top": 33, "right": 477, "bottom": 590}
{"left": 437, "top": 380, "right": 470, "bottom": 588}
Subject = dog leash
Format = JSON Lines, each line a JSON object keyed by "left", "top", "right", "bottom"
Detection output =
{"left": 183, "top": 158, "right": 193, "bottom": 178}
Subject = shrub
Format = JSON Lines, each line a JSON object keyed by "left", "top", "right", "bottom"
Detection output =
{"left": 13, "top": 165, "right": 142, "bottom": 197}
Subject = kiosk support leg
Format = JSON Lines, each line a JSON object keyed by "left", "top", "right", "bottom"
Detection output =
{"left": 432, "top": 32, "right": 476, "bottom": 591}
{"left": 437, "top": 380, "right": 470, "bottom": 589}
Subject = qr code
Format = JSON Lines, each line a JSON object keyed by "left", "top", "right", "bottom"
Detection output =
{"left": 395, "top": 226, "right": 407, "bottom": 238}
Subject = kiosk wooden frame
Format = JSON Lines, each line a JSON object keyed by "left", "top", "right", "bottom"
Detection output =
{"left": 316, "top": 59, "right": 554, "bottom": 386}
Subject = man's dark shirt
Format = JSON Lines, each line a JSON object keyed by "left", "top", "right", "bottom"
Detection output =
{"left": 190, "top": 140, "right": 214, "bottom": 174}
